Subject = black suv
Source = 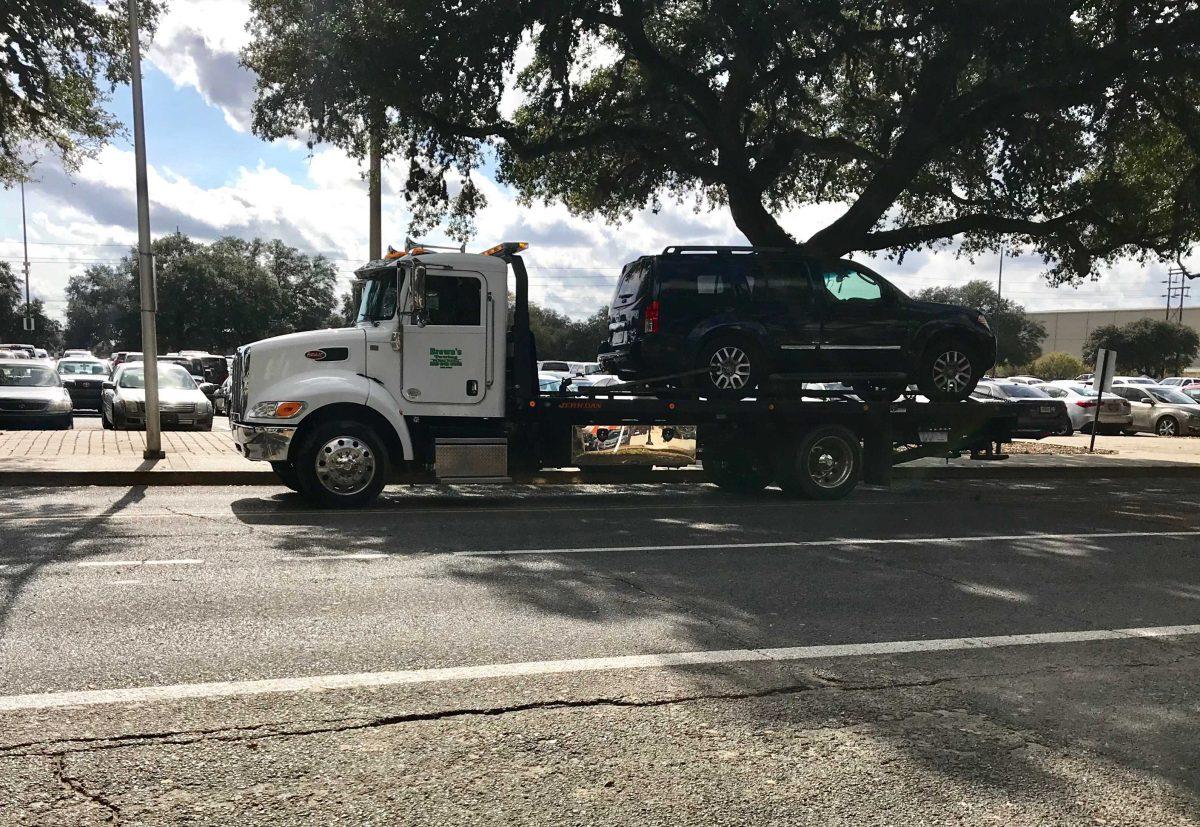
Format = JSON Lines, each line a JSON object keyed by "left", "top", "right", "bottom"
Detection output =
{"left": 597, "top": 247, "right": 996, "bottom": 401}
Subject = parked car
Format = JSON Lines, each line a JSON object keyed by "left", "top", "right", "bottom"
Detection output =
{"left": 161, "top": 355, "right": 220, "bottom": 403}
{"left": 597, "top": 247, "right": 996, "bottom": 401}
{"left": 1110, "top": 384, "right": 1200, "bottom": 436}
{"left": 56, "top": 357, "right": 110, "bottom": 410}
{"left": 1041, "top": 381, "right": 1134, "bottom": 434}
{"left": 971, "top": 381, "right": 1071, "bottom": 437}
{"left": 1111, "top": 376, "right": 1158, "bottom": 386}
{"left": 1075, "top": 373, "right": 1094, "bottom": 383}
{"left": 213, "top": 375, "right": 232, "bottom": 416}
{"left": 1185, "top": 387, "right": 1200, "bottom": 404}
{"left": 537, "top": 360, "right": 573, "bottom": 377}
{"left": 0, "top": 359, "right": 73, "bottom": 429}
{"left": 1160, "top": 377, "right": 1200, "bottom": 388}
{"left": 101, "top": 362, "right": 214, "bottom": 431}
{"left": 1004, "top": 375, "right": 1044, "bottom": 385}
{"left": 110, "top": 351, "right": 143, "bottom": 372}
{"left": 538, "top": 371, "right": 570, "bottom": 392}
{"left": 61, "top": 349, "right": 93, "bottom": 359}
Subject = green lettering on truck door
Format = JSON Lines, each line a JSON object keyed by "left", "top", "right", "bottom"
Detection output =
{"left": 429, "top": 347, "right": 463, "bottom": 368}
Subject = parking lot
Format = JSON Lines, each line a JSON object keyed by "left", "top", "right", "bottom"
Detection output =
{"left": 2, "top": 478, "right": 1199, "bottom": 824}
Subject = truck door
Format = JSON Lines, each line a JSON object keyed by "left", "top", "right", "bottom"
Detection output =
{"left": 401, "top": 270, "right": 490, "bottom": 405}
{"left": 813, "top": 261, "right": 908, "bottom": 372}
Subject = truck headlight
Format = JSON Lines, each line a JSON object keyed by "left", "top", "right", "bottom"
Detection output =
{"left": 48, "top": 396, "right": 73, "bottom": 413}
{"left": 250, "top": 401, "right": 306, "bottom": 418}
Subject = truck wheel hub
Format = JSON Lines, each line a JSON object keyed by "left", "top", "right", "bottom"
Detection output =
{"left": 315, "top": 437, "right": 374, "bottom": 495}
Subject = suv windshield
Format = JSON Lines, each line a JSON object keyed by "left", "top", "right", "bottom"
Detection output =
{"left": 58, "top": 361, "right": 107, "bottom": 376}
{"left": 0, "top": 365, "right": 60, "bottom": 386}
{"left": 357, "top": 267, "right": 404, "bottom": 323}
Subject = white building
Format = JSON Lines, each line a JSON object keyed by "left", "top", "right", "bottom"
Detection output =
{"left": 1027, "top": 307, "right": 1200, "bottom": 372}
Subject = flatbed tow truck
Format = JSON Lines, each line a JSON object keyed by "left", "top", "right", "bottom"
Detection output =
{"left": 230, "top": 242, "right": 1015, "bottom": 506}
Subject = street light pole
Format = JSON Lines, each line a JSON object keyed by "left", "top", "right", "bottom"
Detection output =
{"left": 19, "top": 180, "right": 31, "bottom": 332}
{"left": 128, "top": 0, "right": 164, "bottom": 459}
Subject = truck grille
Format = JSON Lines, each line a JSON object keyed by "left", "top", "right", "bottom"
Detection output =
{"left": 162, "top": 403, "right": 196, "bottom": 414}
{"left": 230, "top": 348, "right": 245, "bottom": 421}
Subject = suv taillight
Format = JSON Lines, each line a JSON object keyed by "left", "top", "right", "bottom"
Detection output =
{"left": 644, "top": 300, "right": 660, "bottom": 334}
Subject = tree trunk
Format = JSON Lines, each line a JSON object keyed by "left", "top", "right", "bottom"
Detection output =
{"left": 368, "top": 128, "right": 382, "bottom": 260}
{"left": 726, "top": 185, "right": 796, "bottom": 248}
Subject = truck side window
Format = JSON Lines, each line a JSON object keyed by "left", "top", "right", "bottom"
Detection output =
{"left": 425, "top": 275, "right": 482, "bottom": 326}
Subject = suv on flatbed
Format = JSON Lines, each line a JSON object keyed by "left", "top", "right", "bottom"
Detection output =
{"left": 597, "top": 246, "right": 996, "bottom": 401}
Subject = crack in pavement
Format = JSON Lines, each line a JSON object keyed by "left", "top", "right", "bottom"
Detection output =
{"left": 5, "top": 648, "right": 1199, "bottom": 760}
{"left": 55, "top": 753, "right": 121, "bottom": 823}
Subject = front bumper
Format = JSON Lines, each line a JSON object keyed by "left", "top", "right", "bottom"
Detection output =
{"left": 232, "top": 421, "right": 296, "bottom": 461}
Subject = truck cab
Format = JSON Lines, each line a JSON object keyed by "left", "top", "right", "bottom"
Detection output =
{"left": 231, "top": 244, "right": 517, "bottom": 505}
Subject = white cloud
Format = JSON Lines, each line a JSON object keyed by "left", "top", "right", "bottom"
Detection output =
{"left": 147, "top": 0, "right": 256, "bottom": 131}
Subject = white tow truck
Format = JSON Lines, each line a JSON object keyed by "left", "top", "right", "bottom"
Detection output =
{"left": 230, "top": 242, "right": 1015, "bottom": 506}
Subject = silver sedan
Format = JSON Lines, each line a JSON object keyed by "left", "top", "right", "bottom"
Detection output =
{"left": 1111, "top": 385, "right": 1200, "bottom": 436}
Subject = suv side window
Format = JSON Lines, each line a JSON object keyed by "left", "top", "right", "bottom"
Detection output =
{"left": 819, "top": 264, "right": 884, "bottom": 303}
{"left": 757, "top": 256, "right": 815, "bottom": 313}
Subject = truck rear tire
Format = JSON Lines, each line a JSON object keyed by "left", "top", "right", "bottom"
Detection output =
{"left": 293, "top": 419, "right": 389, "bottom": 507}
{"left": 779, "top": 424, "right": 861, "bottom": 500}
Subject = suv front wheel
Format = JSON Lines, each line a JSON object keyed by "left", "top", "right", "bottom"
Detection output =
{"left": 696, "top": 337, "right": 762, "bottom": 399}
{"left": 916, "top": 341, "right": 981, "bottom": 402}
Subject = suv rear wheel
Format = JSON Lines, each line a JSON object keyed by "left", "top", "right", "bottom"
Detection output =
{"left": 916, "top": 340, "right": 981, "bottom": 402}
{"left": 696, "top": 337, "right": 761, "bottom": 398}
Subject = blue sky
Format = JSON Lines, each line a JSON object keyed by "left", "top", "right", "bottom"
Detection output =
{"left": 2, "top": 0, "right": 1193, "bottom": 322}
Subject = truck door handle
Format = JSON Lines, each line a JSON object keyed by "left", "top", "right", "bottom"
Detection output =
{"left": 466, "top": 380, "right": 479, "bottom": 396}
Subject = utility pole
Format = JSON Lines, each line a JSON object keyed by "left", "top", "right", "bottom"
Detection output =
{"left": 995, "top": 244, "right": 1004, "bottom": 365}
{"left": 128, "top": 0, "right": 164, "bottom": 459}
{"left": 1165, "top": 264, "right": 1191, "bottom": 325}
{"left": 368, "top": 125, "right": 382, "bottom": 260}
{"left": 19, "top": 179, "right": 32, "bottom": 334}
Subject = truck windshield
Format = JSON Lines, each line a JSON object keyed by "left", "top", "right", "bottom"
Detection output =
{"left": 357, "top": 267, "right": 404, "bottom": 323}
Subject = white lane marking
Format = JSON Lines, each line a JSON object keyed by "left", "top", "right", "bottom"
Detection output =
{"left": 453, "top": 530, "right": 1200, "bottom": 557}
{"left": 280, "top": 554, "right": 387, "bottom": 562}
{"left": 75, "top": 559, "right": 205, "bottom": 568}
{"left": 2, "top": 623, "right": 1197, "bottom": 712}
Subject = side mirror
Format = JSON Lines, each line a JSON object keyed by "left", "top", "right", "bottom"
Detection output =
{"left": 410, "top": 264, "right": 427, "bottom": 327}
{"left": 102, "top": 381, "right": 114, "bottom": 390}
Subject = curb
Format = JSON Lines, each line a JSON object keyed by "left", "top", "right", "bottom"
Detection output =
{"left": 0, "top": 463, "right": 1198, "bottom": 487}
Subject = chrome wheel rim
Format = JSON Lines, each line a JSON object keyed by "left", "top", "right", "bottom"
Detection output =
{"left": 315, "top": 436, "right": 375, "bottom": 495}
{"left": 807, "top": 436, "right": 853, "bottom": 489}
{"left": 709, "top": 346, "right": 752, "bottom": 390}
{"left": 931, "top": 350, "right": 973, "bottom": 394}
{"left": 1158, "top": 418, "right": 1177, "bottom": 436}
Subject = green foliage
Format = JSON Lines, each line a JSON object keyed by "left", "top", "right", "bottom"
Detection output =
{"left": 528, "top": 305, "right": 610, "bottom": 362}
{"left": 1083, "top": 319, "right": 1200, "bottom": 378}
{"left": 64, "top": 234, "right": 340, "bottom": 354}
{"left": 1, "top": 0, "right": 160, "bottom": 183}
{"left": 245, "top": 1, "right": 1200, "bottom": 281}
{"left": 912, "top": 280, "right": 1044, "bottom": 367}
{"left": 0, "top": 262, "right": 63, "bottom": 351}
{"left": 1030, "top": 351, "right": 1086, "bottom": 381}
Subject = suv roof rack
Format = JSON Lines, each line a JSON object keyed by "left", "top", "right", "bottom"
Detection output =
{"left": 661, "top": 245, "right": 792, "bottom": 255}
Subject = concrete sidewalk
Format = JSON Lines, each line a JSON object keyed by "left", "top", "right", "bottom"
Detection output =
{"left": 0, "top": 428, "right": 1196, "bottom": 486}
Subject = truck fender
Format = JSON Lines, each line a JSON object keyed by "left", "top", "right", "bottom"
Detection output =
{"left": 363, "top": 380, "right": 414, "bottom": 462}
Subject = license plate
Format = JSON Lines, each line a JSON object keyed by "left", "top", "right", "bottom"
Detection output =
{"left": 919, "top": 430, "right": 949, "bottom": 443}
{"left": 611, "top": 331, "right": 628, "bottom": 346}
{"left": 1105, "top": 402, "right": 1120, "bottom": 411}
{"left": 1039, "top": 405, "right": 1056, "bottom": 414}
{"left": 176, "top": 418, "right": 194, "bottom": 425}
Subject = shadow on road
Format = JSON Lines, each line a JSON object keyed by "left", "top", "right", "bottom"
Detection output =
{"left": 223, "top": 478, "right": 1200, "bottom": 805}
{"left": 0, "top": 485, "right": 148, "bottom": 639}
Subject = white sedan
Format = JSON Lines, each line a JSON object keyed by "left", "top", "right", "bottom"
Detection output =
{"left": 1040, "top": 382, "right": 1133, "bottom": 434}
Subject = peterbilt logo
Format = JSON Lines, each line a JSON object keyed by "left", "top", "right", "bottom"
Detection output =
{"left": 303, "top": 347, "right": 349, "bottom": 362}
{"left": 305, "top": 349, "right": 326, "bottom": 360}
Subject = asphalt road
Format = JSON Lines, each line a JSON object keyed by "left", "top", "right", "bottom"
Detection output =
{"left": 2, "top": 479, "right": 1200, "bottom": 825}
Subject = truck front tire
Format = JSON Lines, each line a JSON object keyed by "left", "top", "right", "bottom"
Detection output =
{"left": 293, "top": 419, "right": 389, "bottom": 507}
{"left": 270, "top": 461, "right": 303, "bottom": 492}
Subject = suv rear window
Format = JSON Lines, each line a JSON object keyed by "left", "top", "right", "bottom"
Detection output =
{"left": 611, "top": 261, "right": 649, "bottom": 308}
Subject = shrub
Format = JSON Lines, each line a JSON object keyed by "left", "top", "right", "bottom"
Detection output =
{"left": 1031, "top": 352, "right": 1086, "bottom": 380}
